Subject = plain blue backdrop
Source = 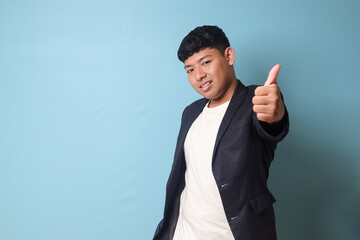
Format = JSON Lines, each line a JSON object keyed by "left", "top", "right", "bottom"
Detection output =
{"left": 1, "top": 0, "right": 359, "bottom": 239}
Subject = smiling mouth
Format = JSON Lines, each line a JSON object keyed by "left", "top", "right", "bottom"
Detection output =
{"left": 200, "top": 81, "right": 212, "bottom": 88}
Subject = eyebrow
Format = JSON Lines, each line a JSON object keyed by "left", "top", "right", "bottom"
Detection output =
{"left": 184, "top": 55, "right": 212, "bottom": 69}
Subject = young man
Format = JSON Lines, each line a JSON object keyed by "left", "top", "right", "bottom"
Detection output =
{"left": 154, "top": 25, "right": 289, "bottom": 240}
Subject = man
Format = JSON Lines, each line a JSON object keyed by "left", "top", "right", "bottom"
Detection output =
{"left": 154, "top": 25, "right": 289, "bottom": 240}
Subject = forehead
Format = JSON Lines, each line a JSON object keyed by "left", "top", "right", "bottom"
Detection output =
{"left": 184, "top": 48, "right": 223, "bottom": 66}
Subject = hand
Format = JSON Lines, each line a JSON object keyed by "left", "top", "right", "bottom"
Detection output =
{"left": 252, "top": 64, "right": 285, "bottom": 124}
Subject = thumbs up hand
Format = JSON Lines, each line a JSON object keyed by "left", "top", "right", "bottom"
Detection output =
{"left": 252, "top": 64, "right": 285, "bottom": 124}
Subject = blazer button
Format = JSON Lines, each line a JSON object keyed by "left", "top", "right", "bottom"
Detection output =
{"left": 221, "top": 183, "right": 229, "bottom": 188}
{"left": 230, "top": 216, "right": 238, "bottom": 221}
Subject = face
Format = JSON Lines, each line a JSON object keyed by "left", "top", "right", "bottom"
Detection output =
{"left": 184, "top": 47, "right": 237, "bottom": 107}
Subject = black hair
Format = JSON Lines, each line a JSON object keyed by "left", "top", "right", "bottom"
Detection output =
{"left": 177, "top": 25, "right": 230, "bottom": 62}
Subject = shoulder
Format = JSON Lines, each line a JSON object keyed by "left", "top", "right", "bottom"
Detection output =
{"left": 232, "top": 80, "right": 259, "bottom": 100}
{"left": 182, "top": 97, "right": 208, "bottom": 115}
{"left": 245, "top": 84, "right": 259, "bottom": 97}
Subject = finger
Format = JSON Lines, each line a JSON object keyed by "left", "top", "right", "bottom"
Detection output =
{"left": 256, "top": 113, "right": 272, "bottom": 122}
{"left": 252, "top": 96, "right": 271, "bottom": 105}
{"left": 253, "top": 105, "right": 270, "bottom": 114}
{"left": 255, "top": 84, "right": 279, "bottom": 96}
{"left": 264, "top": 64, "right": 281, "bottom": 86}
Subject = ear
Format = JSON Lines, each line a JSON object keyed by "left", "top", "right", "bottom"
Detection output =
{"left": 224, "top": 47, "right": 235, "bottom": 66}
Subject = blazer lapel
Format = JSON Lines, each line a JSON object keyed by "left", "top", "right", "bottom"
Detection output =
{"left": 212, "top": 80, "right": 248, "bottom": 160}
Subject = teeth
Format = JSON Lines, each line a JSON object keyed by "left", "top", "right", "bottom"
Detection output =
{"left": 201, "top": 82, "right": 210, "bottom": 88}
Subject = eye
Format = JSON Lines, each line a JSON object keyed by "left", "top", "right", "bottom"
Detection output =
{"left": 186, "top": 68, "right": 194, "bottom": 74}
{"left": 203, "top": 60, "right": 211, "bottom": 65}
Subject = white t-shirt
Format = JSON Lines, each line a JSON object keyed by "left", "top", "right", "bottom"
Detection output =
{"left": 173, "top": 100, "right": 235, "bottom": 240}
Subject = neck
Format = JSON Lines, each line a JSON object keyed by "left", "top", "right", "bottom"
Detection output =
{"left": 208, "top": 77, "right": 238, "bottom": 108}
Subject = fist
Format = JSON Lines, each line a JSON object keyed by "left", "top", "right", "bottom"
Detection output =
{"left": 252, "top": 64, "right": 285, "bottom": 124}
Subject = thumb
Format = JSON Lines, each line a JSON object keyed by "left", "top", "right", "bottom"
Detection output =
{"left": 264, "top": 64, "right": 281, "bottom": 86}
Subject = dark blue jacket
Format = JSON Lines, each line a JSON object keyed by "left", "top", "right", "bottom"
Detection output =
{"left": 154, "top": 80, "right": 289, "bottom": 240}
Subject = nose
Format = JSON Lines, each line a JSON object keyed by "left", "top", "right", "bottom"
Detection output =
{"left": 195, "top": 68, "right": 206, "bottom": 81}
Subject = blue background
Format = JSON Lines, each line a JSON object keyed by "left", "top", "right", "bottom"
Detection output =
{"left": 1, "top": 0, "right": 359, "bottom": 239}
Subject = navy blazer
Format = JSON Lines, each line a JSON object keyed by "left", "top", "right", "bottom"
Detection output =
{"left": 154, "top": 80, "right": 289, "bottom": 240}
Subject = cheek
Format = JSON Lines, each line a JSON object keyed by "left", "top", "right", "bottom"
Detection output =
{"left": 214, "top": 69, "right": 226, "bottom": 82}
{"left": 188, "top": 76, "right": 197, "bottom": 87}
{"left": 188, "top": 79, "right": 203, "bottom": 94}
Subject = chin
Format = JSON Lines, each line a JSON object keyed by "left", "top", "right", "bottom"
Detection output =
{"left": 199, "top": 93, "right": 212, "bottom": 100}
{"left": 197, "top": 90, "right": 214, "bottom": 99}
